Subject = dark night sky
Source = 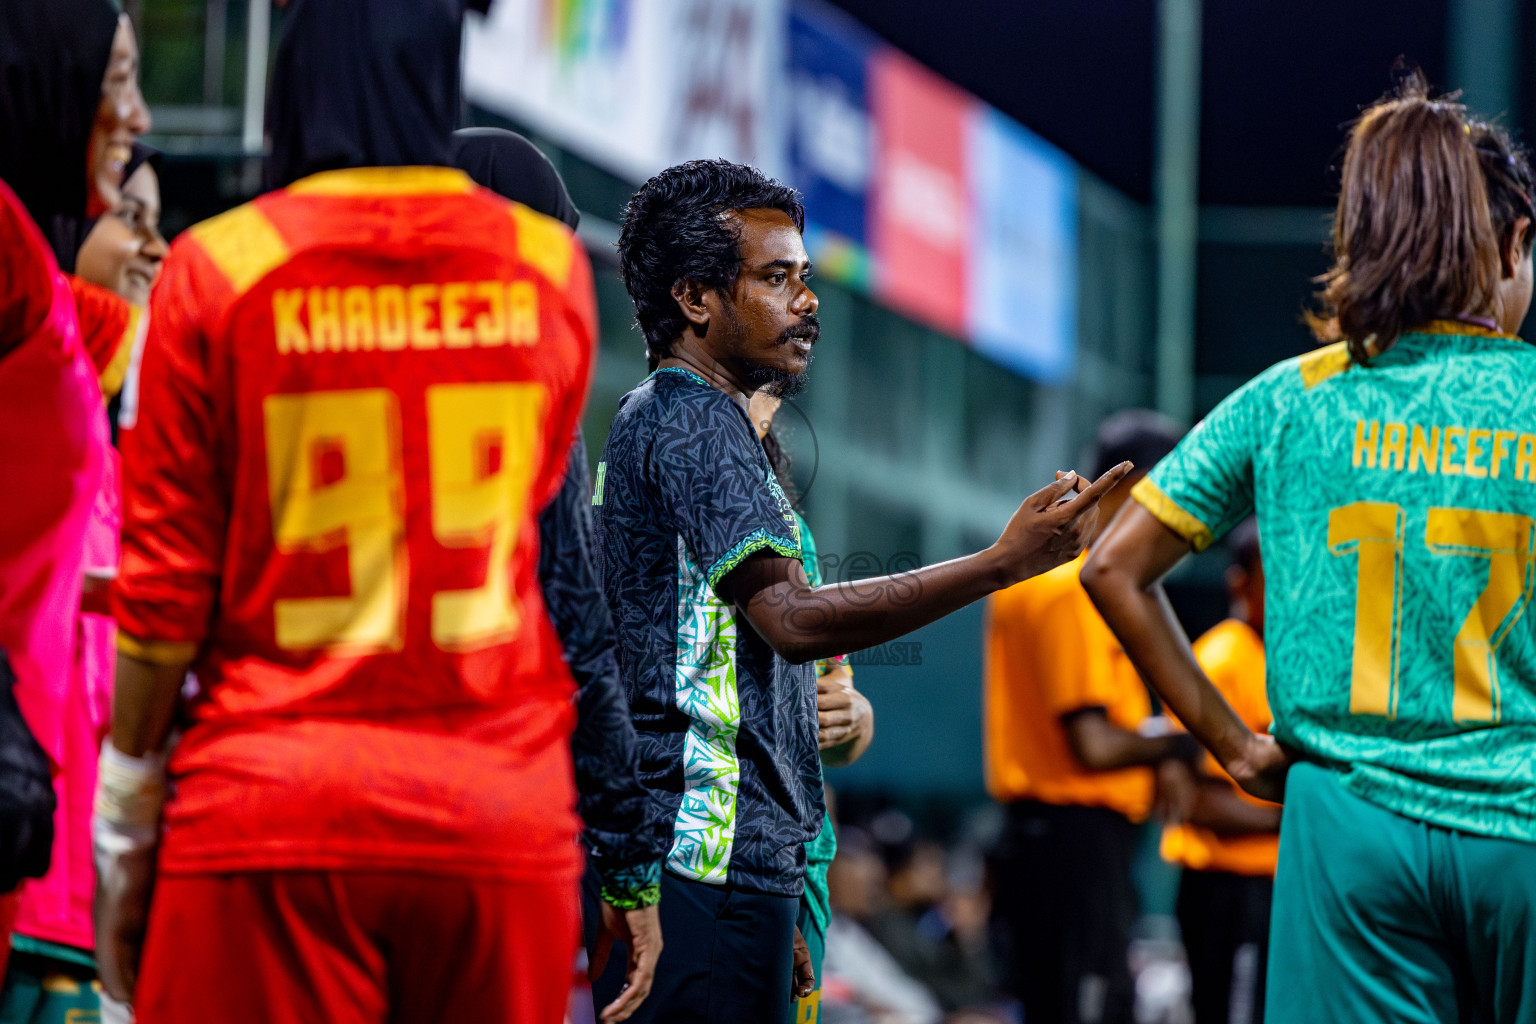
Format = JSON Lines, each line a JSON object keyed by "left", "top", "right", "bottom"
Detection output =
{"left": 826, "top": 0, "right": 1462, "bottom": 206}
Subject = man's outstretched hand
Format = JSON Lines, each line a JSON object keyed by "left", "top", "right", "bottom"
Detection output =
{"left": 992, "top": 462, "right": 1134, "bottom": 586}
{"left": 591, "top": 901, "right": 663, "bottom": 1023}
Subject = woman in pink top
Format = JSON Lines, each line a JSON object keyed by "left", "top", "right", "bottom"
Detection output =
{"left": 0, "top": 0, "right": 151, "bottom": 974}
{"left": 6, "top": 146, "right": 163, "bottom": 1000}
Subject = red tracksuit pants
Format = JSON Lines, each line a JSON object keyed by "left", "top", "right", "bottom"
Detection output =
{"left": 133, "top": 870, "right": 579, "bottom": 1024}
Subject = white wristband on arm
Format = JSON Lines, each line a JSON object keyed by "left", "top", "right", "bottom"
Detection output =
{"left": 94, "top": 742, "right": 167, "bottom": 833}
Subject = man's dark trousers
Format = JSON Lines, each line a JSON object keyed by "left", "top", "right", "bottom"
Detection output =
{"left": 583, "top": 865, "right": 798, "bottom": 1024}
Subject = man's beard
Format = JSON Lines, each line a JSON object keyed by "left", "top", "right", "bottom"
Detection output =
{"left": 742, "top": 314, "right": 819, "bottom": 398}
{"left": 744, "top": 359, "right": 811, "bottom": 398}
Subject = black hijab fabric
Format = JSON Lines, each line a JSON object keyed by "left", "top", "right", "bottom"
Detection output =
{"left": 120, "top": 140, "right": 161, "bottom": 188}
{"left": 449, "top": 128, "right": 580, "bottom": 230}
{"left": 265, "top": 0, "right": 469, "bottom": 191}
{"left": 0, "top": 0, "right": 120, "bottom": 269}
{"left": 80, "top": 141, "right": 162, "bottom": 246}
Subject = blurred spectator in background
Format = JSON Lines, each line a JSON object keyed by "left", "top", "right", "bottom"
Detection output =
{"left": 822, "top": 827, "right": 943, "bottom": 1024}
{"left": 1158, "top": 519, "right": 1277, "bottom": 1024}
{"left": 982, "top": 410, "right": 1196, "bottom": 1024}
{"left": 864, "top": 839, "right": 996, "bottom": 1013}
{"left": 0, "top": 141, "right": 163, "bottom": 1024}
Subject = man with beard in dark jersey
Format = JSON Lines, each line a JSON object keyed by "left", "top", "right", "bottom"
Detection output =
{"left": 591, "top": 157, "right": 1129, "bottom": 1024}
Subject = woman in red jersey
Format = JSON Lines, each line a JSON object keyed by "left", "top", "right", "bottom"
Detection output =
{"left": 98, "top": 3, "right": 608, "bottom": 1023}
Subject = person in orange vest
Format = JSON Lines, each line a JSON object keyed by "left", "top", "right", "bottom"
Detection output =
{"left": 984, "top": 409, "right": 1199, "bottom": 1024}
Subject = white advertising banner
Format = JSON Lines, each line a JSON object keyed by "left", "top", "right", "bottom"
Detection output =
{"left": 464, "top": 0, "right": 785, "bottom": 183}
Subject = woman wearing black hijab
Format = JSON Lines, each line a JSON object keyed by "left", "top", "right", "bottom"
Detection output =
{"left": 0, "top": 0, "right": 151, "bottom": 974}
{"left": 449, "top": 127, "right": 582, "bottom": 230}
{"left": 77, "top": 142, "right": 168, "bottom": 310}
{"left": 0, "top": 0, "right": 151, "bottom": 272}
{"left": 264, "top": 0, "right": 470, "bottom": 190}
{"left": 97, "top": 3, "right": 613, "bottom": 1021}
{"left": 450, "top": 127, "right": 665, "bottom": 1024}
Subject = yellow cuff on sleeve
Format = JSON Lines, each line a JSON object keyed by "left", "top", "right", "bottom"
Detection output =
{"left": 116, "top": 632, "right": 198, "bottom": 667}
{"left": 1131, "top": 477, "right": 1215, "bottom": 553}
{"left": 98, "top": 304, "right": 144, "bottom": 399}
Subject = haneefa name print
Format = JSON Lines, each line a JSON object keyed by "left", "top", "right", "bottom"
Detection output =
{"left": 271, "top": 280, "right": 542, "bottom": 355}
{"left": 1353, "top": 419, "right": 1536, "bottom": 480}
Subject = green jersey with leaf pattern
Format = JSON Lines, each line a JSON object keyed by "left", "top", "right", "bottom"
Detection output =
{"left": 795, "top": 511, "right": 838, "bottom": 938}
{"left": 1137, "top": 323, "right": 1536, "bottom": 842}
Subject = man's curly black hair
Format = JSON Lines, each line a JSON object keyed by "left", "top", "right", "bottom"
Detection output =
{"left": 617, "top": 159, "right": 805, "bottom": 363}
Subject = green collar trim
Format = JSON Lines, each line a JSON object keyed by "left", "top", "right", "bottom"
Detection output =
{"left": 649, "top": 366, "right": 712, "bottom": 387}
{"left": 706, "top": 529, "right": 803, "bottom": 592}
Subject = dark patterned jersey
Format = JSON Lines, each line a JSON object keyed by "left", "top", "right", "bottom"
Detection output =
{"left": 593, "top": 367, "right": 822, "bottom": 896}
{"left": 538, "top": 428, "right": 664, "bottom": 908}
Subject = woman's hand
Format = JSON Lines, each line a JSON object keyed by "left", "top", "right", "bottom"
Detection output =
{"left": 1224, "top": 732, "right": 1296, "bottom": 804}
{"left": 817, "top": 665, "right": 873, "bottom": 767}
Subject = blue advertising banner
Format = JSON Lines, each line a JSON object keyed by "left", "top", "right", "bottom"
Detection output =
{"left": 786, "top": 2, "right": 874, "bottom": 288}
{"left": 966, "top": 107, "right": 1078, "bottom": 384}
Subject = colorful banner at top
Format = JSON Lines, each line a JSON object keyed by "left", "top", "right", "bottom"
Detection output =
{"left": 867, "top": 48, "right": 973, "bottom": 339}
{"left": 464, "top": 0, "right": 787, "bottom": 182}
{"left": 465, "top": 0, "right": 1077, "bottom": 384}
{"left": 967, "top": 108, "right": 1078, "bottom": 383}
{"left": 785, "top": 4, "right": 872, "bottom": 288}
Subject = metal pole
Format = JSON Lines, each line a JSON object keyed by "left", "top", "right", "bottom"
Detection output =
{"left": 1448, "top": 0, "right": 1518, "bottom": 122}
{"left": 204, "top": 0, "right": 228, "bottom": 108}
{"left": 242, "top": 0, "right": 271, "bottom": 155}
{"left": 1154, "top": 0, "right": 1201, "bottom": 426}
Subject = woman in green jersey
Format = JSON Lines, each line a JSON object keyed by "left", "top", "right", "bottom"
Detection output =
{"left": 1082, "top": 70, "right": 1536, "bottom": 1024}
{"left": 747, "top": 389, "right": 874, "bottom": 1024}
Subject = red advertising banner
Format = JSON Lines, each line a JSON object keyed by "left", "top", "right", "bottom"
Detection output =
{"left": 868, "top": 48, "right": 975, "bottom": 338}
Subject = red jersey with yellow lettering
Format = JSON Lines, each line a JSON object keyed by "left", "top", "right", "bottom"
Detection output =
{"left": 111, "top": 166, "right": 596, "bottom": 879}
